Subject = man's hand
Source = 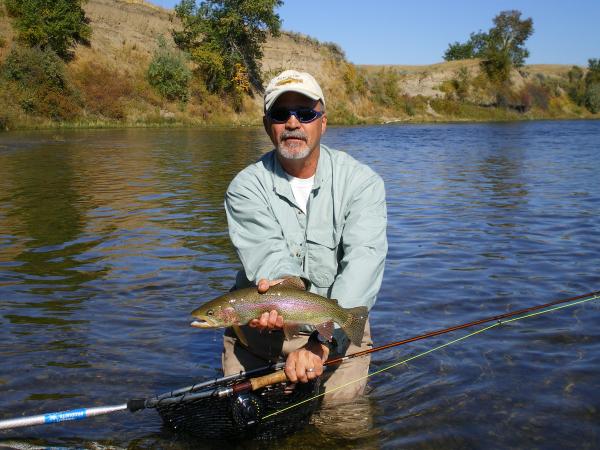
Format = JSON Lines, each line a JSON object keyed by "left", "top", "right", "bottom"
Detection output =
{"left": 285, "top": 340, "right": 329, "bottom": 383}
{"left": 256, "top": 278, "right": 284, "bottom": 294}
{"left": 248, "top": 278, "right": 285, "bottom": 330}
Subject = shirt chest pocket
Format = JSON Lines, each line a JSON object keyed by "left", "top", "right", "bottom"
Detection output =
{"left": 306, "top": 229, "right": 342, "bottom": 288}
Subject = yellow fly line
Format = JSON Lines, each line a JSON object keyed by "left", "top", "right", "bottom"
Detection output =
{"left": 262, "top": 293, "right": 600, "bottom": 420}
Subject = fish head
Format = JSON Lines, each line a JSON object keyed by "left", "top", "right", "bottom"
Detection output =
{"left": 190, "top": 298, "right": 239, "bottom": 329}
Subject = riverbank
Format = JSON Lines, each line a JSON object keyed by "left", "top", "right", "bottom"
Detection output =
{"left": 0, "top": 0, "right": 597, "bottom": 131}
{"left": 1, "top": 101, "right": 598, "bottom": 131}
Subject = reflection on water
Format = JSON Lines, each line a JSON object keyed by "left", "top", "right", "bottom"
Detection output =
{"left": 0, "top": 122, "right": 599, "bottom": 448}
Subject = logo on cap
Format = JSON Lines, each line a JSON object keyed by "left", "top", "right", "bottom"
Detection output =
{"left": 276, "top": 77, "right": 302, "bottom": 86}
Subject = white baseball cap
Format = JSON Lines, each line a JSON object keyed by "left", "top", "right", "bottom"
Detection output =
{"left": 264, "top": 70, "right": 325, "bottom": 112}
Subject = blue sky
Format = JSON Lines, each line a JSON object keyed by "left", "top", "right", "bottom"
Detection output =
{"left": 148, "top": 0, "right": 599, "bottom": 66}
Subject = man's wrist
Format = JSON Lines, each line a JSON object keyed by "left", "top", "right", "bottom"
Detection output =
{"left": 308, "top": 330, "right": 335, "bottom": 352}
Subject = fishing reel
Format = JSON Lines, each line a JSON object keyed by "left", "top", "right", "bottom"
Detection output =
{"left": 231, "top": 393, "right": 262, "bottom": 429}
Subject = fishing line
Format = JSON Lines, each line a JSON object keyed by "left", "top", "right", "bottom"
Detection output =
{"left": 262, "top": 293, "right": 600, "bottom": 420}
{"left": 2, "top": 291, "right": 598, "bottom": 434}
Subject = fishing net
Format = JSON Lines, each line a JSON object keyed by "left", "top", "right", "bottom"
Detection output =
{"left": 154, "top": 372, "right": 322, "bottom": 440}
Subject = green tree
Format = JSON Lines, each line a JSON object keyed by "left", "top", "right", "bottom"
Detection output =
{"left": 173, "top": 0, "right": 282, "bottom": 95}
{"left": 567, "top": 65, "right": 586, "bottom": 105}
{"left": 486, "top": 11, "right": 533, "bottom": 65}
{"left": 585, "top": 58, "right": 600, "bottom": 86}
{"left": 1, "top": 45, "right": 80, "bottom": 120}
{"left": 452, "top": 67, "right": 471, "bottom": 100}
{"left": 480, "top": 10, "right": 533, "bottom": 82}
{"left": 568, "top": 65, "right": 584, "bottom": 84}
{"left": 369, "top": 68, "right": 402, "bottom": 108}
{"left": 443, "top": 10, "right": 533, "bottom": 83}
{"left": 584, "top": 83, "right": 600, "bottom": 113}
{"left": 4, "top": 0, "right": 91, "bottom": 60}
{"left": 582, "top": 59, "right": 600, "bottom": 113}
{"left": 3, "top": 45, "right": 67, "bottom": 90}
{"left": 443, "top": 31, "right": 488, "bottom": 61}
{"left": 147, "top": 36, "right": 192, "bottom": 102}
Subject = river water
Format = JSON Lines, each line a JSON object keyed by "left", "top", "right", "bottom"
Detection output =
{"left": 0, "top": 121, "right": 599, "bottom": 449}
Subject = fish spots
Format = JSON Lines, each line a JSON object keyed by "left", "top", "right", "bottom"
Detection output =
{"left": 222, "top": 306, "right": 239, "bottom": 324}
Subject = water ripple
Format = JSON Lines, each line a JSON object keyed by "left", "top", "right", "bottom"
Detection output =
{"left": 0, "top": 123, "right": 599, "bottom": 447}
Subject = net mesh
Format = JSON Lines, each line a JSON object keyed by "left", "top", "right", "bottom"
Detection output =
{"left": 156, "top": 375, "right": 322, "bottom": 440}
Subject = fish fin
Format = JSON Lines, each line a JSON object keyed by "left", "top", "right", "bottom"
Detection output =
{"left": 233, "top": 324, "right": 249, "bottom": 347}
{"left": 278, "top": 276, "right": 306, "bottom": 290}
{"left": 316, "top": 321, "right": 334, "bottom": 342}
{"left": 283, "top": 322, "right": 302, "bottom": 340}
{"left": 341, "top": 306, "right": 368, "bottom": 346}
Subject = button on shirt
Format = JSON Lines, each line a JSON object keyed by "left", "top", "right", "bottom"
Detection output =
{"left": 225, "top": 145, "right": 387, "bottom": 310}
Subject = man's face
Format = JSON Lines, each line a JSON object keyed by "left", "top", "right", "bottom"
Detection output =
{"left": 264, "top": 92, "right": 327, "bottom": 161}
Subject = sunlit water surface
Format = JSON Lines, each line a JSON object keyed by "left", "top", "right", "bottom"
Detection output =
{"left": 0, "top": 121, "right": 599, "bottom": 449}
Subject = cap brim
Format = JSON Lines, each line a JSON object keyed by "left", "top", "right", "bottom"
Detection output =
{"left": 265, "top": 88, "right": 322, "bottom": 112}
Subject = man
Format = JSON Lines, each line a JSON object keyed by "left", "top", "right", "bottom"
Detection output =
{"left": 223, "top": 69, "right": 387, "bottom": 401}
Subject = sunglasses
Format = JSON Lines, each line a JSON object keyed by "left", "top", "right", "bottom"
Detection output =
{"left": 267, "top": 107, "right": 324, "bottom": 123}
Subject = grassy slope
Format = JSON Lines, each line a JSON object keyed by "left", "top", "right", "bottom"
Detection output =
{"left": 0, "top": 0, "right": 596, "bottom": 129}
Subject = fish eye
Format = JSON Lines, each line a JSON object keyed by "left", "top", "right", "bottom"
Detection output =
{"left": 207, "top": 310, "right": 214, "bottom": 316}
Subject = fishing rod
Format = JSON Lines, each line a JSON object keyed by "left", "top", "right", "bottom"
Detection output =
{"left": 327, "top": 288, "right": 600, "bottom": 366}
{"left": 1, "top": 289, "right": 598, "bottom": 431}
{"left": 0, "top": 362, "right": 285, "bottom": 431}
{"left": 259, "top": 288, "right": 600, "bottom": 420}
{"left": 234, "top": 289, "right": 600, "bottom": 391}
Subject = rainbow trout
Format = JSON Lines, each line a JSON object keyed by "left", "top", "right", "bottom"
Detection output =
{"left": 190, "top": 286, "right": 368, "bottom": 346}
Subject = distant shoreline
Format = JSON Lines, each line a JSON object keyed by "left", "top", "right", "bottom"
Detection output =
{"left": 2, "top": 115, "right": 598, "bottom": 133}
{"left": 1, "top": 0, "right": 597, "bottom": 132}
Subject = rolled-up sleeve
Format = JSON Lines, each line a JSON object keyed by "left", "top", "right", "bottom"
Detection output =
{"left": 225, "top": 173, "right": 302, "bottom": 283}
{"left": 330, "top": 174, "right": 387, "bottom": 310}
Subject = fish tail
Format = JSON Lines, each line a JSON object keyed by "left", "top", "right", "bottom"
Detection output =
{"left": 341, "top": 306, "right": 368, "bottom": 346}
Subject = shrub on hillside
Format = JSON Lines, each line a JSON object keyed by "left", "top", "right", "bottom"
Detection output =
{"left": 1, "top": 45, "right": 81, "bottom": 120}
{"left": 327, "top": 103, "right": 362, "bottom": 125}
{"left": 323, "top": 42, "right": 346, "bottom": 61}
{"left": 343, "top": 63, "right": 367, "bottom": 97}
{"left": 0, "top": 114, "right": 10, "bottom": 130}
{"left": 430, "top": 98, "right": 460, "bottom": 116}
{"left": 4, "top": 0, "right": 90, "bottom": 60}
{"left": 584, "top": 83, "right": 600, "bottom": 113}
{"left": 147, "top": 37, "right": 191, "bottom": 102}
{"left": 35, "top": 89, "right": 80, "bottom": 120}
{"left": 585, "top": 59, "right": 600, "bottom": 86}
{"left": 368, "top": 68, "right": 402, "bottom": 108}
{"left": 445, "top": 67, "right": 471, "bottom": 101}
{"left": 581, "top": 59, "right": 600, "bottom": 113}
{"left": 73, "top": 62, "right": 133, "bottom": 120}
{"left": 494, "top": 83, "right": 522, "bottom": 110}
{"left": 566, "top": 66, "right": 586, "bottom": 105}
{"left": 520, "top": 83, "right": 550, "bottom": 110}
{"left": 3, "top": 45, "right": 67, "bottom": 89}
{"left": 0, "top": 82, "right": 16, "bottom": 130}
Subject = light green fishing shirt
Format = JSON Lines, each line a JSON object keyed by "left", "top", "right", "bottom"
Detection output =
{"left": 225, "top": 144, "right": 387, "bottom": 310}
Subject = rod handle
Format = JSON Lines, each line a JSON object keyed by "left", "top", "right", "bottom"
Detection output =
{"left": 249, "top": 370, "right": 288, "bottom": 390}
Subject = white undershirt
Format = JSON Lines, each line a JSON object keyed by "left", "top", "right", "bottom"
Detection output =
{"left": 287, "top": 174, "right": 315, "bottom": 214}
